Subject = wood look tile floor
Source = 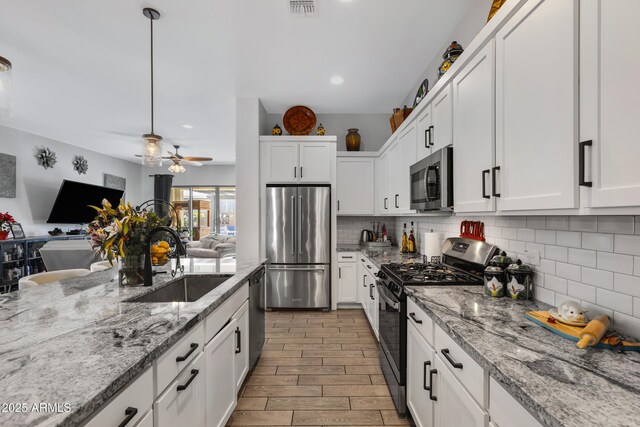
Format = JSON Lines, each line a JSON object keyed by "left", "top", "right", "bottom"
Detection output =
{"left": 228, "top": 309, "right": 409, "bottom": 427}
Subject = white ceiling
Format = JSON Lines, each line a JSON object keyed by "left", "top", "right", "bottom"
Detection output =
{"left": 0, "top": 0, "right": 471, "bottom": 163}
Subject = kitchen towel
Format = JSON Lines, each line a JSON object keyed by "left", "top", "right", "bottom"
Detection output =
{"left": 421, "top": 231, "right": 444, "bottom": 263}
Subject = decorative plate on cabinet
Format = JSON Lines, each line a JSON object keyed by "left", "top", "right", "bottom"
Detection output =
{"left": 283, "top": 106, "right": 317, "bottom": 136}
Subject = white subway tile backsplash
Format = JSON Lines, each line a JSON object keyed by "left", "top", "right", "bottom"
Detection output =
{"left": 636, "top": 257, "right": 640, "bottom": 277}
{"left": 556, "top": 231, "right": 581, "bottom": 248}
{"left": 582, "top": 233, "right": 614, "bottom": 252}
{"left": 510, "top": 240, "right": 526, "bottom": 254}
{"left": 509, "top": 217, "right": 526, "bottom": 228}
{"left": 556, "top": 262, "right": 581, "bottom": 281}
{"left": 502, "top": 227, "right": 518, "bottom": 240}
{"left": 545, "top": 245, "right": 568, "bottom": 262}
{"left": 555, "top": 292, "right": 569, "bottom": 306}
{"left": 538, "top": 259, "right": 556, "bottom": 275}
{"left": 517, "top": 228, "right": 536, "bottom": 242}
{"left": 581, "top": 267, "right": 614, "bottom": 290}
{"left": 567, "top": 281, "right": 596, "bottom": 304}
{"left": 598, "top": 216, "right": 635, "bottom": 235}
{"left": 525, "top": 242, "right": 545, "bottom": 258}
{"left": 496, "top": 217, "right": 511, "bottom": 227}
{"left": 581, "top": 302, "right": 614, "bottom": 322}
{"left": 535, "top": 230, "right": 556, "bottom": 245}
{"left": 545, "top": 216, "right": 569, "bottom": 230}
{"left": 545, "top": 275, "right": 568, "bottom": 293}
{"left": 597, "top": 288, "right": 633, "bottom": 315}
{"left": 534, "top": 286, "right": 556, "bottom": 306}
{"left": 614, "top": 234, "right": 640, "bottom": 256}
{"left": 636, "top": 216, "right": 640, "bottom": 235}
{"left": 569, "top": 216, "right": 597, "bottom": 232}
{"left": 568, "top": 248, "right": 597, "bottom": 267}
{"left": 526, "top": 216, "right": 546, "bottom": 230}
{"left": 612, "top": 312, "right": 640, "bottom": 338}
{"left": 613, "top": 273, "right": 640, "bottom": 298}
{"left": 635, "top": 297, "right": 640, "bottom": 318}
{"left": 597, "top": 252, "right": 634, "bottom": 275}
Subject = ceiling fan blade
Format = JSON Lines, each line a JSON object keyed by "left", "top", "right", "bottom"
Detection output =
{"left": 135, "top": 155, "right": 172, "bottom": 159}
{"left": 182, "top": 156, "right": 213, "bottom": 162}
{"left": 181, "top": 160, "right": 203, "bottom": 167}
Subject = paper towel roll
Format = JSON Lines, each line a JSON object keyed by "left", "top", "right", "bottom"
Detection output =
{"left": 421, "top": 231, "right": 444, "bottom": 262}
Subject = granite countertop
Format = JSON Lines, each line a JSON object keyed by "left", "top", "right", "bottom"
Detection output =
{"left": 0, "top": 257, "right": 265, "bottom": 427}
{"left": 337, "top": 244, "right": 423, "bottom": 269}
{"left": 405, "top": 286, "right": 640, "bottom": 427}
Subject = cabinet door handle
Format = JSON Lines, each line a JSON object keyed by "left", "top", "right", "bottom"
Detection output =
{"left": 235, "top": 327, "right": 242, "bottom": 354}
{"left": 176, "top": 369, "right": 199, "bottom": 391}
{"left": 339, "top": 267, "right": 342, "bottom": 279}
{"left": 423, "top": 360, "right": 432, "bottom": 391}
{"left": 491, "top": 166, "right": 501, "bottom": 197}
{"left": 363, "top": 274, "right": 367, "bottom": 287}
{"left": 429, "top": 369, "right": 438, "bottom": 401}
{"left": 429, "top": 125, "right": 435, "bottom": 146}
{"left": 409, "top": 312, "right": 423, "bottom": 324}
{"left": 370, "top": 283, "right": 374, "bottom": 300}
{"left": 395, "top": 194, "right": 399, "bottom": 208}
{"left": 118, "top": 407, "right": 138, "bottom": 427}
{"left": 300, "top": 166, "right": 303, "bottom": 178}
{"left": 342, "top": 256, "right": 353, "bottom": 259}
{"left": 441, "top": 348, "right": 463, "bottom": 369}
{"left": 337, "top": 200, "right": 340, "bottom": 211}
{"left": 384, "top": 198, "right": 388, "bottom": 210}
{"left": 176, "top": 343, "right": 199, "bottom": 362}
{"left": 294, "top": 167, "right": 297, "bottom": 178}
{"left": 482, "top": 169, "right": 491, "bottom": 199}
{"left": 424, "top": 128, "right": 430, "bottom": 148}
{"left": 579, "top": 140, "right": 593, "bottom": 187}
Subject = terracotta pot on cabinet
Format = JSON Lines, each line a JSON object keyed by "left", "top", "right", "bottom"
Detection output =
{"left": 345, "top": 128, "right": 361, "bottom": 151}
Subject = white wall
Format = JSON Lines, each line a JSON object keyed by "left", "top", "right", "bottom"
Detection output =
{"left": 402, "top": 0, "right": 494, "bottom": 106}
{"left": 0, "top": 126, "right": 143, "bottom": 237}
{"left": 140, "top": 164, "right": 236, "bottom": 200}
{"left": 266, "top": 113, "right": 391, "bottom": 152}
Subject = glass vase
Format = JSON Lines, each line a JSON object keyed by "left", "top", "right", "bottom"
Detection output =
{"left": 118, "top": 254, "right": 146, "bottom": 287}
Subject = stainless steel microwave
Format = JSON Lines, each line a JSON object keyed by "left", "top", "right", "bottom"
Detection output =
{"left": 409, "top": 145, "right": 453, "bottom": 211}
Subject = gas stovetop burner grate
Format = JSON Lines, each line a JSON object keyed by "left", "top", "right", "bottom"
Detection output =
{"left": 381, "top": 261, "right": 482, "bottom": 286}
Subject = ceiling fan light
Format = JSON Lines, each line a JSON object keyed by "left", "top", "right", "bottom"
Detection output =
{"left": 142, "top": 133, "right": 163, "bottom": 167}
{"left": 0, "top": 56, "right": 12, "bottom": 117}
{"left": 168, "top": 163, "right": 185, "bottom": 174}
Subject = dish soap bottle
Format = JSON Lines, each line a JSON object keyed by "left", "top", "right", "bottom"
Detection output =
{"left": 401, "top": 223, "right": 409, "bottom": 254}
{"left": 408, "top": 222, "right": 417, "bottom": 253}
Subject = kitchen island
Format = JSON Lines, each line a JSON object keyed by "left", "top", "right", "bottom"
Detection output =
{"left": 0, "top": 257, "right": 265, "bottom": 427}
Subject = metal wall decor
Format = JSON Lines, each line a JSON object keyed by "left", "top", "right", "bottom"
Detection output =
{"left": 35, "top": 147, "right": 57, "bottom": 169}
{"left": 0, "top": 153, "right": 16, "bottom": 198}
{"left": 72, "top": 155, "right": 88, "bottom": 175}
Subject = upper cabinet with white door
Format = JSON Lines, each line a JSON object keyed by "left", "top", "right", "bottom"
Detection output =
{"left": 375, "top": 150, "right": 390, "bottom": 215}
{"left": 260, "top": 136, "right": 336, "bottom": 184}
{"left": 494, "top": 0, "right": 579, "bottom": 211}
{"left": 580, "top": 0, "right": 640, "bottom": 208}
{"left": 337, "top": 155, "right": 375, "bottom": 215}
{"left": 453, "top": 41, "right": 496, "bottom": 213}
{"left": 416, "top": 84, "right": 453, "bottom": 161}
{"left": 389, "top": 122, "right": 417, "bottom": 213}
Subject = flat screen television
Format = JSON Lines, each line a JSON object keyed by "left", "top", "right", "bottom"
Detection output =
{"left": 47, "top": 180, "right": 125, "bottom": 224}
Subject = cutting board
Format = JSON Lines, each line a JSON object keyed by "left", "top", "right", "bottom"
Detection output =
{"left": 525, "top": 311, "right": 640, "bottom": 351}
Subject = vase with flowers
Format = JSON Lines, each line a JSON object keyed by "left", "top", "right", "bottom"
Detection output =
{"left": 87, "top": 199, "right": 166, "bottom": 286}
{"left": 0, "top": 212, "right": 16, "bottom": 240}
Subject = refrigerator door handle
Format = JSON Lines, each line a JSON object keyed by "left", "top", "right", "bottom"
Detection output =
{"left": 269, "top": 266, "right": 326, "bottom": 272}
{"left": 290, "top": 196, "right": 296, "bottom": 255}
{"left": 298, "top": 195, "right": 303, "bottom": 255}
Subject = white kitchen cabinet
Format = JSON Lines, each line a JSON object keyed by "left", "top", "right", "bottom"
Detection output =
{"left": 431, "top": 84, "right": 453, "bottom": 152}
{"left": 337, "top": 157, "right": 375, "bottom": 215}
{"left": 580, "top": 0, "right": 640, "bottom": 208}
{"left": 367, "top": 274, "right": 379, "bottom": 340}
{"left": 416, "top": 103, "right": 433, "bottom": 160}
{"left": 358, "top": 258, "right": 368, "bottom": 310}
{"left": 205, "top": 318, "right": 238, "bottom": 427}
{"left": 299, "top": 142, "right": 333, "bottom": 183}
{"left": 495, "top": 0, "right": 579, "bottom": 211}
{"left": 155, "top": 353, "right": 205, "bottom": 427}
{"left": 389, "top": 123, "right": 417, "bottom": 213}
{"left": 84, "top": 367, "right": 153, "bottom": 427}
{"left": 338, "top": 261, "right": 358, "bottom": 304}
{"left": 432, "top": 354, "right": 487, "bottom": 427}
{"left": 407, "top": 321, "right": 435, "bottom": 427}
{"left": 261, "top": 142, "right": 299, "bottom": 183}
{"left": 232, "top": 301, "right": 250, "bottom": 392}
{"left": 489, "top": 377, "right": 543, "bottom": 427}
{"left": 453, "top": 41, "right": 496, "bottom": 213}
{"left": 137, "top": 409, "right": 154, "bottom": 427}
{"left": 376, "top": 150, "right": 391, "bottom": 215}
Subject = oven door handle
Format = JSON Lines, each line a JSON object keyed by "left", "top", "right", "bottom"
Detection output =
{"left": 376, "top": 283, "right": 399, "bottom": 310}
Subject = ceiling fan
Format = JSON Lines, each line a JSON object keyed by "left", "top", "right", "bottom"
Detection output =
{"left": 136, "top": 144, "right": 213, "bottom": 173}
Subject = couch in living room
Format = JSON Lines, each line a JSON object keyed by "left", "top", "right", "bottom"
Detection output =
{"left": 186, "top": 235, "right": 236, "bottom": 259}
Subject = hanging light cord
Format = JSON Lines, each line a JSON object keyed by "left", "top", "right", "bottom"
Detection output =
{"left": 150, "top": 14, "right": 155, "bottom": 135}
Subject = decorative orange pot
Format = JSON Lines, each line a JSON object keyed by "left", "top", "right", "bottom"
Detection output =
{"left": 346, "top": 128, "right": 361, "bottom": 151}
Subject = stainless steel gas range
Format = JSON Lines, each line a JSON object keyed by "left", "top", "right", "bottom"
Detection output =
{"left": 375, "top": 237, "right": 498, "bottom": 416}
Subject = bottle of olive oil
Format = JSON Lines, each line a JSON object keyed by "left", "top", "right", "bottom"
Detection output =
{"left": 401, "top": 223, "right": 409, "bottom": 254}
{"left": 408, "top": 222, "right": 417, "bottom": 253}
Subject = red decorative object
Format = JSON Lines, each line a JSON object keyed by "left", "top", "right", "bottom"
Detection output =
{"left": 0, "top": 211, "right": 16, "bottom": 240}
{"left": 0, "top": 230, "right": 9, "bottom": 240}
{"left": 460, "top": 220, "right": 485, "bottom": 241}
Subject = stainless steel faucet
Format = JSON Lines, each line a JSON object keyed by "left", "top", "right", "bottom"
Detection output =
{"left": 144, "top": 226, "right": 187, "bottom": 286}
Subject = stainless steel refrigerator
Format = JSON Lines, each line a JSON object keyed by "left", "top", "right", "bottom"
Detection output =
{"left": 266, "top": 185, "right": 331, "bottom": 309}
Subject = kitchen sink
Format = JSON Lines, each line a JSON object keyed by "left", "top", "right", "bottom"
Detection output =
{"left": 129, "top": 275, "right": 233, "bottom": 303}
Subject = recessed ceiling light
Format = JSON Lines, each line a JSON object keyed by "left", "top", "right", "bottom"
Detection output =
{"left": 330, "top": 76, "right": 344, "bottom": 85}
{"left": 182, "top": 124, "right": 193, "bottom": 129}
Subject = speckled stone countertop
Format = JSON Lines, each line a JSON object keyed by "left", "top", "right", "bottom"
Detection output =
{"left": 405, "top": 286, "right": 640, "bottom": 427}
{"left": 0, "top": 257, "right": 265, "bottom": 427}
{"left": 337, "top": 244, "right": 423, "bottom": 269}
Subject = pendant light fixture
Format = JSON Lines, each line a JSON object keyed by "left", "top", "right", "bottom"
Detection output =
{"left": 0, "top": 56, "right": 12, "bottom": 117}
{"left": 141, "top": 8, "right": 163, "bottom": 167}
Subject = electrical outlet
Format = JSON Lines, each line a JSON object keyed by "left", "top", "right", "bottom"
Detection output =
{"left": 523, "top": 250, "right": 540, "bottom": 266}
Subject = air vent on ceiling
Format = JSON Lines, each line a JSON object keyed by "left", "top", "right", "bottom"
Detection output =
{"left": 288, "top": 0, "right": 317, "bottom": 17}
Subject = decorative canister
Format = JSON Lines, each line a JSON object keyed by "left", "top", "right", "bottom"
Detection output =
{"left": 438, "top": 41, "right": 464, "bottom": 79}
{"left": 316, "top": 123, "right": 326, "bottom": 136}
{"left": 484, "top": 265, "right": 506, "bottom": 297}
{"left": 271, "top": 124, "right": 283, "bottom": 136}
{"left": 489, "top": 251, "right": 513, "bottom": 270}
{"left": 506, "top": 259, "right": 534, "bottom": 300}
{"left": 345, "top": 128, "right": 361, "bottom": 151}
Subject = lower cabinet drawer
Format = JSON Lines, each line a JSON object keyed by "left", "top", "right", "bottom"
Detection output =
{"left": 435, "top": 324, "right": 484, "bottom": 406}
{"left": 83, "top": 367, "right": 153, "bottom": 427}
{"left": 407, "top": 297, "right": 434, "bottom": 346}
{"left": 489, "top": 377, "right": 543, "bottom": 427}
{"left": 338, "top": 252, "right": 357, "bottom": 262}
{"left": 155, "top": 322, "right": 204, "bottom": 396}
{"left": 205, "top": 283, "right": 248, "bottom": 343}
